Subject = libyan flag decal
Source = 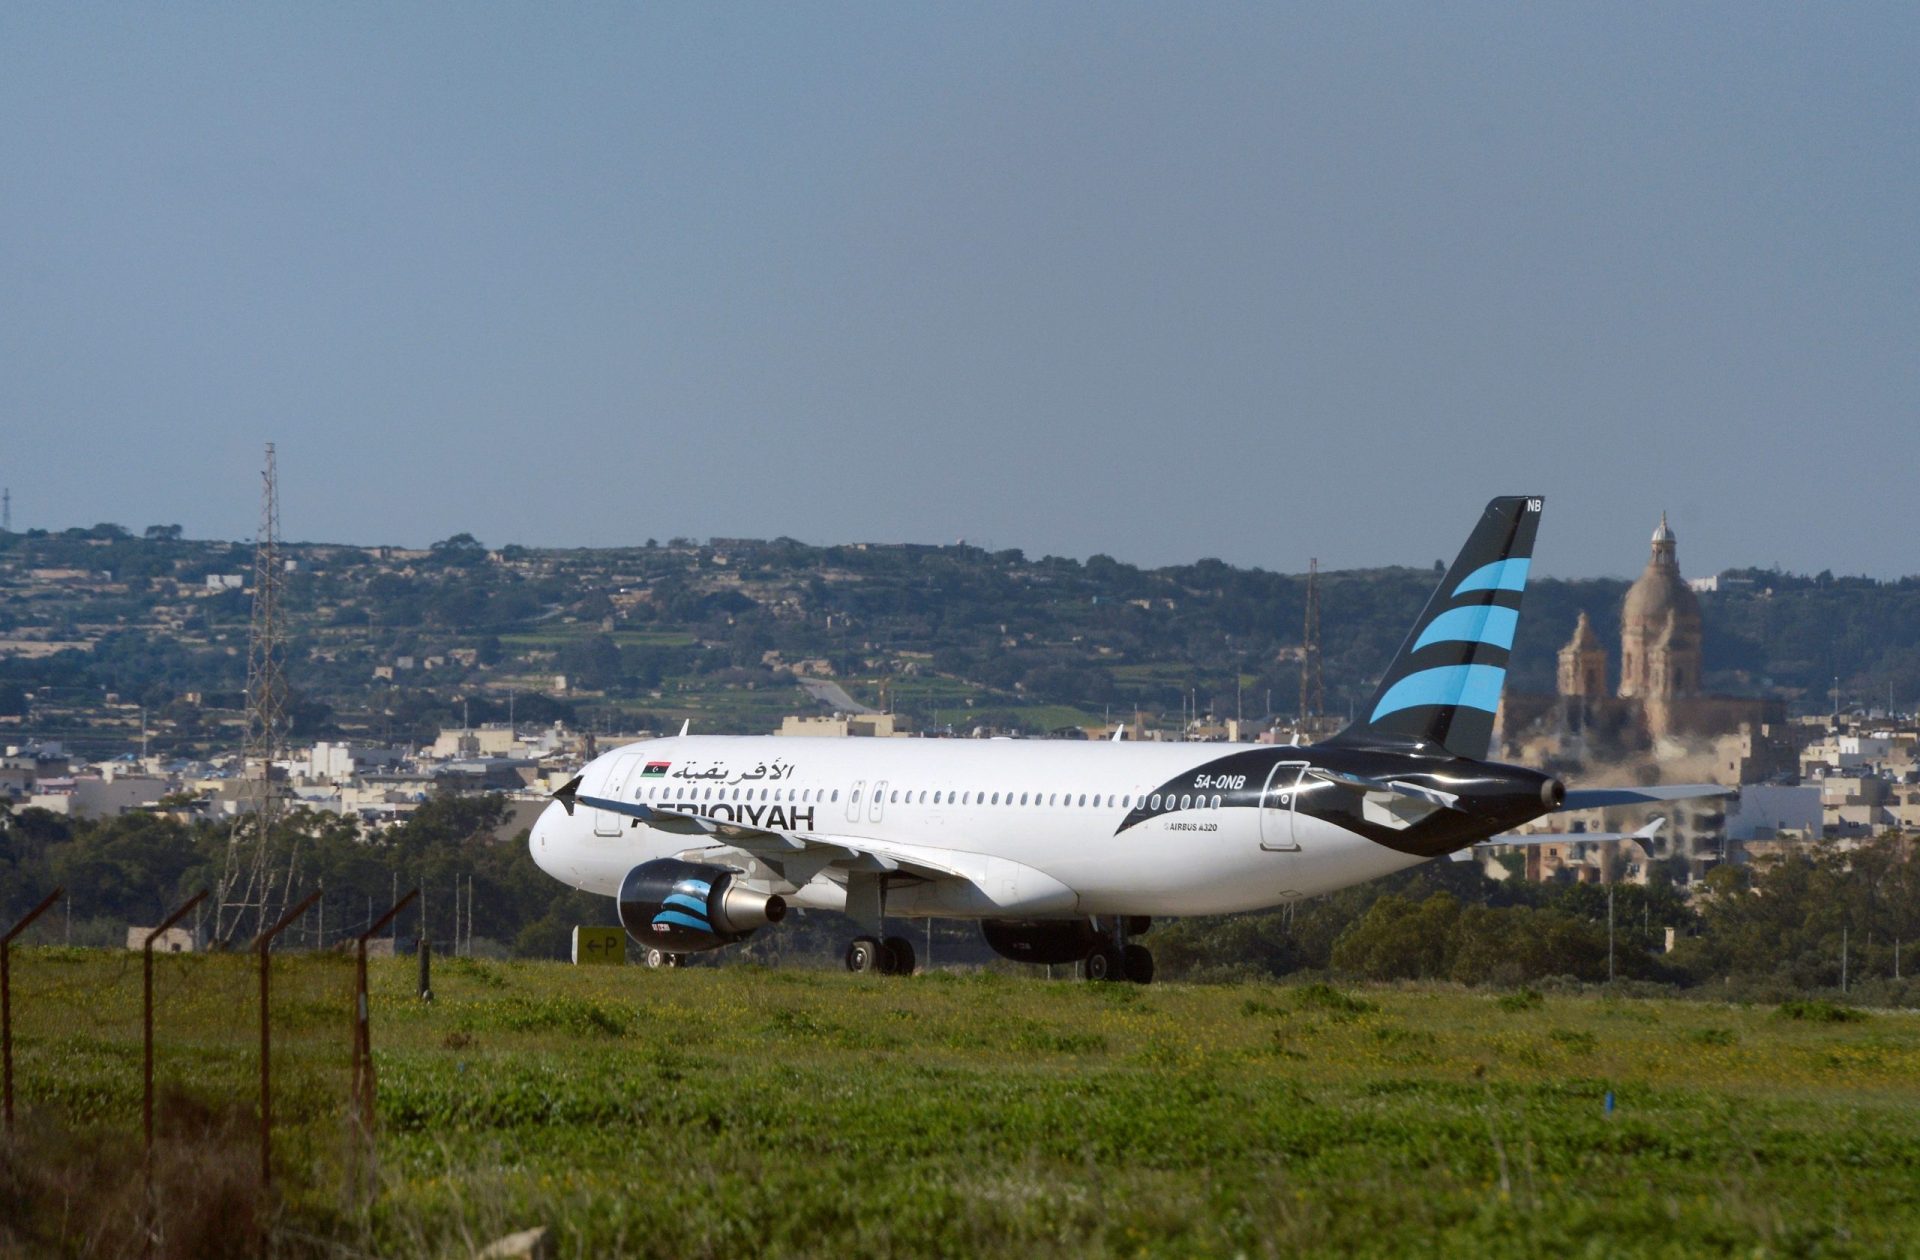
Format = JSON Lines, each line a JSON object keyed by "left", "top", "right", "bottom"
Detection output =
{"left": 642, "top": 762, "right": 670, "bottom": 777}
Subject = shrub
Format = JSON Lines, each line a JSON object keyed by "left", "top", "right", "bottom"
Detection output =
{"left": 1774, "top": 999, "right": 1868, "bottom": 1024}
{"left": 1290, "top": 982, "right": 1376, "bottom": 1016}
{"left": 1497, "top": 988, "right": 1544, "bottom": 1012}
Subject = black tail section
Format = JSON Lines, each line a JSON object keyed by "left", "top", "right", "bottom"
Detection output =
{"left": 1334, "top": 496, "right": 1544, "bottom": 759}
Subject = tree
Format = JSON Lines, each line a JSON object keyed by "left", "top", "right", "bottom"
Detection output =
{"left": 428, "top": 533, "right": 487, "bottom": 568}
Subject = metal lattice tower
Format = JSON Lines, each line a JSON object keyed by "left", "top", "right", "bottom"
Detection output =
{"left": 1300, "top": 557, "right": 1324, "bottom": 725}
{"left": 217, "top": 444, "right": 295, "bottom": 942}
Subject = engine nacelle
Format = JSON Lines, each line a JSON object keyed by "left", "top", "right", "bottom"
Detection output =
{"left": 981, "top": 918, "right": 1104, "bottom": 965}
{"left": 981, "top": 917, "right": 1151, "bottom": 963}
{"left": 617, "top": 859, "right": 786, "bottom": 953}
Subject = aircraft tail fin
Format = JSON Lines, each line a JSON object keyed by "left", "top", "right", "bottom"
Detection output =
{"left": 1334, "top": 496, "right": 1543, "bottom": 760}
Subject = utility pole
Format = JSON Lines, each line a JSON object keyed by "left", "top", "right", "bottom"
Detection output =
{"left": 1, "top": 487, "right": 10, "bottom": 533}
{"left": 1301, "top": 558, "right": 1324, "bottom": 728}
{"left": 1607, "top": 882, "right": 1616, "bottom": 983}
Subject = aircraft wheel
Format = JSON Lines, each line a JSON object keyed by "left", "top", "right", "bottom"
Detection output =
{"left": 845, "top": 936, "right": 884, "bottom": 974}
{"left": 644, "top": 947, "right": 667, "bottom": 970}
{"left": 665, "top": 952, "right": 683, "bottom": 968}
{"left": 1124, "top": 944, "right": 1155, "bottom": 985}
{"left": 883, "top": 935, "right": 917, "bottom": 976}
{"left": 1081, "top": 945, "right": 1123, "bottom": 982}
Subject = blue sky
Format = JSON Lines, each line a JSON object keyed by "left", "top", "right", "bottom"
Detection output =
{"left": 3, "top": 5, "right": 1914, "bottom": 578}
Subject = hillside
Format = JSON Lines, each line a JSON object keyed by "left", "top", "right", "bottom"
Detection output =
{"left": 1, "top": 524, "right": 1916, "bottom": 752}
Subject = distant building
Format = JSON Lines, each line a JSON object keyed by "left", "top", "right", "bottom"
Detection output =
{"left": 431, "top": 725, "right": 517, "bottom": 759}
{"left": 1618, "top": 513, "right": 1703, "bottom": 721}
{"left": 777, "top": 713, "right": 907, "bottom": 738}
{"left": 1556, "top": 611, "right": 1607, "bottom": 699}
{"left": 126, "top": 926, "right": 194, "bottom": 953}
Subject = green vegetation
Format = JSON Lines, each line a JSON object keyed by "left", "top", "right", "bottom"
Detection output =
{"left": 4, "top": 956, "right": 1916, "bottom": 1257}
{"left": 6, "top": 806, "right": 1917, "bottom": 1003}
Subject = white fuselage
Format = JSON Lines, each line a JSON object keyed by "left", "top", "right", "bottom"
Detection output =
{"left": 529, "top": 734, "right": 1429, "bottom": 921}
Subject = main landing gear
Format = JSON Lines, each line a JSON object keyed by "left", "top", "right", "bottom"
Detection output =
{"left": 1081, "top": 918, "right": 1154, "bottom": 985}
{"left": 845, "top": 934, "right": 917, "bottom": 976}
{"left": 643, "top": 947, "right": 684, "bottom": 969}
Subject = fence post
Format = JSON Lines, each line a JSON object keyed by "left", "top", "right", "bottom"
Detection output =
{"left": 142, "top": 890, "right": 207, "bottom": 1257}
{"left": 351, "top": 888, "right": 417, "bottom": 1202}
{"left": 252, "top": 890, "right": 321, "bottom": 1189}
{"left": 2, "top": 887, "right": 64, "bottom": 1135}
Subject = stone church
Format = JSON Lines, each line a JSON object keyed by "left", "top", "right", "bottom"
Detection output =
{"left": 1500, "top": 513, "right": 1790, "bottom": 883}
{"left": 1555, "top": 513, "right": 1705, "bottom": 737}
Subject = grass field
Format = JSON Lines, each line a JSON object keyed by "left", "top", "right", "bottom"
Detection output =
{"left": 5, "top": 951, "right": 1918, "bottom": 1258}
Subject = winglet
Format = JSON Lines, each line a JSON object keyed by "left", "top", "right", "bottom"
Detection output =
{"left": 1110, "top": 725, "right": 1124, "bottom": 742}
{"left": 679, "top": 718, "right": 691, "bottom": 737}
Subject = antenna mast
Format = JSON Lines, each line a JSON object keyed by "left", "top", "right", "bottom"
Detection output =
{"left": 217, "top": 443, "right": 294, "bottom": 942}
{"left": 1300, "top": 557, "right": 1324, "bottom": 727}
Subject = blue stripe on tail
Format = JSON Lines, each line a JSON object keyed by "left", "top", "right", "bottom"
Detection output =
{"left": 1412, "top": 605, "right": 1520, "bottom": 652}
{"left": 1370, "top": 664, "right": 1508, "bottom": 722}
{"left": 1453, "top": 557, "right": 1530, "bottom": 595}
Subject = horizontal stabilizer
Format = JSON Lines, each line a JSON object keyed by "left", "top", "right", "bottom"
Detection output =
{"left": 1479, "top": 818, "right": 1666, "bottom": 847}
{"left": 1457, "top": 818, "right": 1666, "bottom": 862}
{"left": 1559, "top": 784, "right": 1732, "bottom": 811}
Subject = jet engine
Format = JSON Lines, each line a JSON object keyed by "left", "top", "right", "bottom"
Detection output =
{"left": 981, "top": 917, "right": 1150, "bottom": 964}
{"left": 617, "top": 859, "right": 786, "bottom": 953}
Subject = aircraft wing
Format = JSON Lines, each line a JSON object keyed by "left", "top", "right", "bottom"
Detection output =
{"left": 1559, "top": 784, "right": 1732, "bottom": 810}
{"left": 559, "top": 780, "right": 965, "bottom": 882}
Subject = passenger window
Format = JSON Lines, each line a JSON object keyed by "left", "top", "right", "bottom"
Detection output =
{"left": 1151, "top": 794, "right": 1162, "bottom": 810}
{"left": 1182, "top": 794, "right": 1193, "bottom": 810}
{"left": 1078, "top": 794, "right": 1086, "bottom": 807}
{"left": 919, "top": 791, "right": 927, "bottom": 804}
{"left": 831, "top": 790, "right": 839, "bottom": 802}
{"left": 852, "top": 790, "right": 861, "bottom": 804}
{"left": 1212, "top": 795, "right": 1221, "bottom": 809}
{"left": 991, "top": 792, "right": 999, "bottom": 805}
{"left": 1048, "top": 793, "right": 1056, "bottom": 806}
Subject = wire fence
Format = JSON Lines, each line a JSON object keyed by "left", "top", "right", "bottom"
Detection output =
{"left": 2, "top": 890, "right": 413, "bottom": 1259}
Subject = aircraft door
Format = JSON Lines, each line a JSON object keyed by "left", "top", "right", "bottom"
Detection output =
{"left": 594, "top": 752, "right": 643, "bottom": 837}
{"left": 869, "top": 780, "right": 888, "bottom": 823}
{"left": 847, "top": 780, "right": 865, "bottom": 823}
{"left": 1259, "top": 760, "right": 1309, "bottom": 851}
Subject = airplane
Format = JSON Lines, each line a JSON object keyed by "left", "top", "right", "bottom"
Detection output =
{"left": 529, "top": 496, "right": 1729, "bottom": 982}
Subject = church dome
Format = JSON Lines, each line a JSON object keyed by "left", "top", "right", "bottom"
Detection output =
{"left": 1621, "top": 512, "right": 1700, "bottom": 631}
{"left": 1618, "top": 511, "right": 1702, "bottom": 700}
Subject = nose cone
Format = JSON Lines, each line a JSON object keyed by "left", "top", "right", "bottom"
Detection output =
{"left": 529, "top": 799, "right": 565, "bottom": 879}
